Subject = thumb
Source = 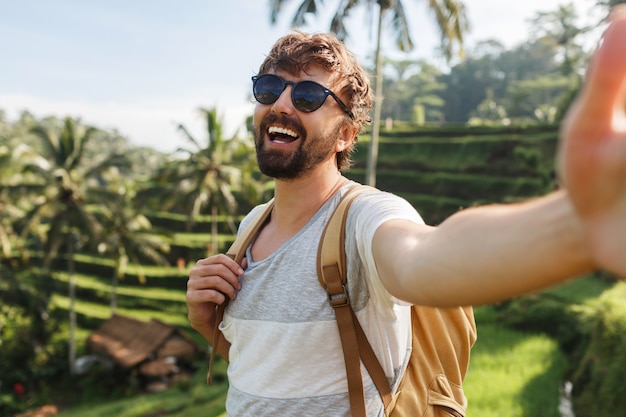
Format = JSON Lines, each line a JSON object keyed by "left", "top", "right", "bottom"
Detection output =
{"left": 572, "top": 6, "right": 626, "bottom": 128}
{"left": 558, "top": 5, "right": 626, "bottom": 183}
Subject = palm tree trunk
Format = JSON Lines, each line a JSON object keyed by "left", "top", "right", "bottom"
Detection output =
{"left": 365, "top": 6, "right": 386, "bottom": 187}
{"left": 67, "top": 233, "right": 77, "bottom": 375}
{"left": 211, "top": 205, "right": 218, "bottom": 256}
{"left": 111, "top": 266, "right": 119, "bottom": 314}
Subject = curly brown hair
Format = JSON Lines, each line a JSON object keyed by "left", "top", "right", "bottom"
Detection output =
{"left": 257, "top": 31, "right": 373, "bottom": 170}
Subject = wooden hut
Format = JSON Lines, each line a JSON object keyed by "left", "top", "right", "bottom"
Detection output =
{"left": 86, "top": 314, "right": 199, "bottom": 391}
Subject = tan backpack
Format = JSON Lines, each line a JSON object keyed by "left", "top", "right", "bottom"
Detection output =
{"left": 208, "top": 185, "right": 477, "bottom": 417}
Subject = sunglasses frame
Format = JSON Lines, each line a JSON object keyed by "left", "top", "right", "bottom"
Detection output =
{"left": 252, "top": 74, "right": 354, "bottom": 119}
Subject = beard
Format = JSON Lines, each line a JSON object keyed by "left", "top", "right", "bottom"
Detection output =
{"left": 254, "top": 113, "right": 340, "bottom": 180}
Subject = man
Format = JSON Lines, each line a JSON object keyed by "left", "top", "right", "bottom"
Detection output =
{"left": 187, "top": 6, "right": 626, "bottom": 416}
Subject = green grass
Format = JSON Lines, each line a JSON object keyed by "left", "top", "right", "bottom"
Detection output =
{"left": 72, "top": 253, "right": 190, "bottom": 277}
{"left": 464, "top": 318, "right": 566, "bottom": 417}
{"left": 50, "top": 293, "right": 189, "bottom": 328}
{"left": 171, "top": 232, "right": 235, "bottom": 249}
{"left": 52, "top": 272, "right": 187, "bottom": 302}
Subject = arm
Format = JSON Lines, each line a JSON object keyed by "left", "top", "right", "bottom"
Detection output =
{"left": 373, "top": 190, "right": 593, "bottom": 307}
{"left": 373, "top": 7, "right": 626, "bottom": 307}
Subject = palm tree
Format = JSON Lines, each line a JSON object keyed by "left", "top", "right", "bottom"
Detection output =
{"left": 147, "top": 107, "right": 263, "bottom": 255}
{"left": 529, "top": 3, "right": 591, "bottom": 77}
{"left": 269, "top": 0, "right": 469, "bottom": 186}
{"left": 96, "top": 181, "right": 171, "bottom": 313}
{"left": 20, "top": 116, "right": 130, "bottom": 374}
{"left": 0, "top": 116, "right": 36, "bottom": 262}
{"left": 0, "top": 144, "right": 18, "bottom": 259}
{"left": 0, "top": 144, "right": 32, "bottom": 263}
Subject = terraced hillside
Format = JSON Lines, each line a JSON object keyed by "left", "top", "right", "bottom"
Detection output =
{"left": 346, "top": 124, "right": 559, "bottom": 225}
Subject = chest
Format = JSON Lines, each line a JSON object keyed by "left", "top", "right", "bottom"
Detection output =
{"left": 232, "top": 230, "right": 337, "bottom": 323}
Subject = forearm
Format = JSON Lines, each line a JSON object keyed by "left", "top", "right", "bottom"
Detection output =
{"left": 374, "top": 190, "right": 595, "bottom": 307}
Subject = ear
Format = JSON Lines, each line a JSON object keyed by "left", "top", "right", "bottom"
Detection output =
{"left": 335, "top": 124, "right": 358, "bottom": 152}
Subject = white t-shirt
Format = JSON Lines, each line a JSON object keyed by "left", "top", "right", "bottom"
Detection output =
{"left": 220, "top": 182, "right": 424, "bottom": 416}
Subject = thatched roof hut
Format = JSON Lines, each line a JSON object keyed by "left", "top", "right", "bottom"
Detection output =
{"left": 86, "top": 314, "right": 199, "bottom": 377}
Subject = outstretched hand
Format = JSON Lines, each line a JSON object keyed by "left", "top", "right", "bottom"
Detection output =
{"left": 559, "top": 5, "right": 626, "bottom": 277}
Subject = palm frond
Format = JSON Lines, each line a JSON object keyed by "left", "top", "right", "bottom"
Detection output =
{"left": 30, "top": 122, "right": 60, "bottom": 165}
{"left": 292, "top": 0, "right": 324, "bottom": 27}
{"left": 331, "top": 0, "right": 356, "bottom": 40}
{"left": 427, "top": 0, "right": 468, "bottom": 61}
{"left": 176, "top": 123, "right": 202, "bottom": 151}
{"left": 269, "top": 0, "right": 291, "bottom": 24}
{"left": 388, "top": 0, "right": 413, "bottom": 52}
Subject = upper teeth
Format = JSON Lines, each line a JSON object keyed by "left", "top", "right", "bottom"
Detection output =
{"left": 268, "top": 126, "right": 298, "bottom": 138}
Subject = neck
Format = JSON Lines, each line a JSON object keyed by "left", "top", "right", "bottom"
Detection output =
{"left": 271, "top": 166, "right": 348, "bottom": 232}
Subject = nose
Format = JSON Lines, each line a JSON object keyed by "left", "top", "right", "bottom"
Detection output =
{"left": 271, "top": 84, "right": 295, "bottom": 115}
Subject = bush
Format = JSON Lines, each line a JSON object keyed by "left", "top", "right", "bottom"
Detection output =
{"left": 570, "top": 282, "right": 626, "bottom": 417}
{"left": 0, "top": 268, "right": 58, "bottom": 415}
{"left": 492, "top": 293, "right": 583, "bottom": 354}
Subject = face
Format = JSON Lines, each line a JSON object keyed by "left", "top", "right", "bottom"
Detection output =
{"left": 252, "top": 67, "right": 351, "bottom": 180}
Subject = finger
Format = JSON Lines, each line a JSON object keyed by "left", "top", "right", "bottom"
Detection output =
{"left": 195, "top": 254, "right": 245, "bottom": 276}
{"left": 187, "top": 286, "right": 227, "bottom": 305}
{"left": 187, "top": 269, "right": 240, "bottom": 304}
{"left": 188, "top": 272, "right": 241, "bottom": 298}
{"left": 574, "top": 6, "right": 626, "bottom": 126}
{"left": 189, "top": 262, "right": 243, "bottom": 291}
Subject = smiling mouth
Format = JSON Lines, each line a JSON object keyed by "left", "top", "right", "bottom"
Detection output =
{"left": 268, "top": 126, "right": 300, "bottom": 144}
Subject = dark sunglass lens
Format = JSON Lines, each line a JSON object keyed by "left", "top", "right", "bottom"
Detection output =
{"left": 293, "top": 81, "right": 327, "bottom": 112}
{"left": 254, "top": 75, "right": 284, "bottom": 104}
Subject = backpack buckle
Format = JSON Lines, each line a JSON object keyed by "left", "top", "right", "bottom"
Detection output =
{"left": 328, "top": 285, "right": 350, "bottom": 308}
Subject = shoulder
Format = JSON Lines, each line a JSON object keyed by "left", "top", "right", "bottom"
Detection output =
{"left": 347, "top": 185, "right": 424, "bottom": 227}
{"left": 342, "top": 183, "right": 424, "bottom": 259}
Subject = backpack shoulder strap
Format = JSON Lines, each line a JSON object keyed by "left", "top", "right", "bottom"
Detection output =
{"left": 207, "top": 199, "right": 275, "bottom": 384}
{"left": 317, "top": 184, "right": 393, "bottom": 416}
{"left": 226, "top": 199, "right": 275, "bottom": 262}
{"left": 317, "top": 184, "right": 378, "bottom": 287}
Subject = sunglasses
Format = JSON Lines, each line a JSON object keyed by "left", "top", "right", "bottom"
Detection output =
{"left": 252, "top": 74, "right": 353, "bottom": 118}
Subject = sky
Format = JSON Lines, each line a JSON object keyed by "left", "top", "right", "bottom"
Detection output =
{"left": 1, "top": 0, "right": 601, "bottom": 153}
